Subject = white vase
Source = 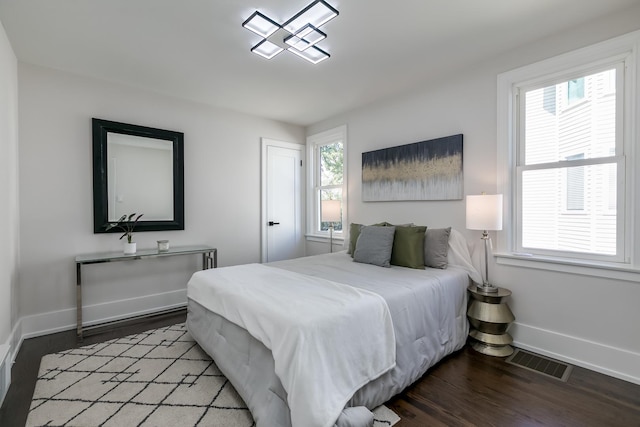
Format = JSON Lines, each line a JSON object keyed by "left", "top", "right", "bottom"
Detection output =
{"left": 124, "top": 242, "right": 137, "bottom": 254}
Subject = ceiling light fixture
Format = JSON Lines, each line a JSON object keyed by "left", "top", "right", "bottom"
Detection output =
{"left": 251, "top": 39, "right": 284, "bottom": 60}
{"left": 242, "top": 0, "right": 338, "bottom": 64}
{"left": 284, "top": 25, "right": 327, "bottom": 51}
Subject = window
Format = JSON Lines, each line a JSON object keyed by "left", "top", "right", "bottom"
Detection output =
{"left": 518, "top": 67, "right": 622, "bottom": 260}
{"left": 307, "top": 126, "right": 347, "bottom": 238}
{"left": 567, "top": 77, "right": 585, "bottom": 104}
{"left": 497, "top": 31, "right": 639, "bottom": 271}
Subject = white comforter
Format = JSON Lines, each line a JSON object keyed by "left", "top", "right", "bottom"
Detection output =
{"left": 187, "top": 263, "right": 396, "bottom": 427}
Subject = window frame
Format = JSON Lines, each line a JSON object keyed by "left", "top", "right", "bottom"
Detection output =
{"left": 496, "top": 30, "right": 639, "bottom": 278}
{"left": 515, "top": 61, "right": 625, "bottom": 262}
{"left": 306, "top": 125, "right": 347, "bottom": 240}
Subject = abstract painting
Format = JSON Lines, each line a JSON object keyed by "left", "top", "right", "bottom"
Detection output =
{"left": 362, "top": 134, "right": 463, "bottom": 201}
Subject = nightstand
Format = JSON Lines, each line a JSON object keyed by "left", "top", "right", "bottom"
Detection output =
{"left": 467, "top": 285, "right": 515, "bottom": 357}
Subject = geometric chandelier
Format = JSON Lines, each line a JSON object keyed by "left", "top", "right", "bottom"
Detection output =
{"left": 242, "top": 0, "right": 339, "bottom": 64}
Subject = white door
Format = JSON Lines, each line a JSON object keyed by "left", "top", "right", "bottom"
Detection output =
{"left": 261, "top": 139, "right": 305, "bottom": 262}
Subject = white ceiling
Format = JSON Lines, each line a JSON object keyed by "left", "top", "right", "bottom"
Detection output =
{"left": 0, "top": 0, "right": 638, "bottom": 126}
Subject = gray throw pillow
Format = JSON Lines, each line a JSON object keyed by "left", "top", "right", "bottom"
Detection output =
{"left": 424, "top": 227, "right": 451, "bottom": 269}
{"left": 348, "top": 221, "right": 400, "bottom": 257}
{"left": 353, "top": 225, "right": 396, "bottom": 268}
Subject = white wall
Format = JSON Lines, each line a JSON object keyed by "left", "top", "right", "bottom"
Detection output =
{"left": 308, "top": 4, "right": 640, "bottom": 384}
{"left": 0, "top": 19, "right": 19, "bottom": 401}
{"left": 17, "top": 63, "right": 304, "bottom": 335}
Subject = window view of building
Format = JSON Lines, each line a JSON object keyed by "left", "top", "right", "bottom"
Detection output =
{"left": 565, "top": 153, "right": 585, "bottom": 211}
{"left": 519, "top": 68, "right": 619, "bottom": 257}
{"left": 567, "top": 77, "right": 585, "bottom": 104}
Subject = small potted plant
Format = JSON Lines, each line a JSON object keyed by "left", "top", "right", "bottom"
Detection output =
{"left": 106, "top": 213, "right": 143, "bottom": 254}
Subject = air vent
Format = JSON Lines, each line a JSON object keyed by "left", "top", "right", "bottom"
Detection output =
{"left": 506, "top": 349, "right": 572, "bottom": 382}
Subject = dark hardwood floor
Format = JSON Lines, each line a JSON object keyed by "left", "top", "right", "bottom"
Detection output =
{"left": 387, "top": 347, "right": 640, "bottom": 427}
{"left": 2, "top": 313, "right": 638, "bottom": 427}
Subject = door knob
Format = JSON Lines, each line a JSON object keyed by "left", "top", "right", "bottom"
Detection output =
{"left": 268, "top": 221, "right": 280, "bottom": 226}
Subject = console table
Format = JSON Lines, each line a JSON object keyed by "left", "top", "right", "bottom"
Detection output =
{"left": 75, "top": 245, "right": 217, "bottom": 340}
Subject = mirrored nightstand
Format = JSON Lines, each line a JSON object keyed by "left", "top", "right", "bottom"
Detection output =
{"left": 467, "top": 285, "right": 515, "bottom": 357}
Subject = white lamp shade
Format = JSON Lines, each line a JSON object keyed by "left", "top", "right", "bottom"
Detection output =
{"left": 321, "top": 200, "right": 341, "bottom": 222}
{"left": 466, "top": 194, "right": 503, "bottom": 231}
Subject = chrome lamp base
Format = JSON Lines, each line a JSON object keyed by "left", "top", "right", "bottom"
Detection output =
{"left": 476, "top": 282, "right": 499, "bottom": 293}
{"left": 478, "top": 231, "right": 498, "bottom": 292}
{"left": 328, "top": 224, "right": 334, "bottom": 253}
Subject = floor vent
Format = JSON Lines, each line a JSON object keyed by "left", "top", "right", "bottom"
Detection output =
{"left": 505, "top": 349, "right": 572, "bottom": 382}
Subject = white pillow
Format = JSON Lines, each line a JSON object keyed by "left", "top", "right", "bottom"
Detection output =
{"left": 447, "top": 229, "right": 483, "bottom": 284}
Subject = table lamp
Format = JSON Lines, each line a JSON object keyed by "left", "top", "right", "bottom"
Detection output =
{"left": 466, "top": 193, "right": 503, "bottom": 292}
{"left": 321, "top": 200, "right": 341, "bottom": 253}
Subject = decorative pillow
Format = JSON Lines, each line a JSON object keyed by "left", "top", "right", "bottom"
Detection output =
{"left": 347, "top": 223, "right": 363, "bottom": 256}
{"left": 424, "top": 227, "right": 451, "bottom": 269}
{"left": 348, "top": 221, "right": 395, "bottom": 257}
{"left": 390, "top": 225, "right": 427, "bottom": 269}
{"left": 353, "top": 225, "right": 396, "bottom": 268}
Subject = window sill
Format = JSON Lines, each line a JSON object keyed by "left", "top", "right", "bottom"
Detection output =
{"left": 495, "top": 252, "right": 640, "bottom": 283}
{"left": 305, "top": 234, "right": 345, "bottom": 243}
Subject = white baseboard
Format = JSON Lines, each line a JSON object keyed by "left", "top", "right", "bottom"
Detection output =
{"left": 511, "top": 322, "right": 640, "bottom": 385}
{"left": 0, "top": 317, "right": 24, "bottom": 407}
{"left": 0, "top": 342, "right": 9, "bottom": 407}
{"left": 20, "top": 289, "right": 187, "bottom": 340}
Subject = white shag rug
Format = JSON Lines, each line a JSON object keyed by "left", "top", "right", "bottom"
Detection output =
{"left": 27, "top": 323, "right": 400, "bottom": 427}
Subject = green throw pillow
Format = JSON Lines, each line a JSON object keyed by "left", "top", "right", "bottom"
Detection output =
{"left": 348, "top": 223, "right": 363, "bottom": 257}
{"left": 391, "top": 226, "right": 427, "bottom": 269}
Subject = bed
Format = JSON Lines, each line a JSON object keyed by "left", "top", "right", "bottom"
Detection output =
{"left": 187, "top": 228, "right": 480, "bottom": 427}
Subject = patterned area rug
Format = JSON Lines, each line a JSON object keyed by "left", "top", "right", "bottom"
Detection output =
{"left": 27, "top": 323, "right": 400, "bottom": 427}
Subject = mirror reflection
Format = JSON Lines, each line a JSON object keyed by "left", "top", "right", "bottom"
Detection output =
{"left": 107, "top": 133, "right": 174, "bottom": 221}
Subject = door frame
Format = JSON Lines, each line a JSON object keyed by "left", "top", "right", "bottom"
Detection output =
{"left": 261, "top": 138, "right": 306, "bottom": 263}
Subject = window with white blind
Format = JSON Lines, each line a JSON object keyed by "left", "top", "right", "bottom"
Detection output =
{"left": 497, "top": 31, "right": 639, "bottom": 271}
{"left": 518, "top": 65, "right": 624, "bottom": 261}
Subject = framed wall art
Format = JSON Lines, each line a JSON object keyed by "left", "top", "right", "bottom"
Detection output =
{"left": 362, "top": 134, "right": 463, "bottom": 201}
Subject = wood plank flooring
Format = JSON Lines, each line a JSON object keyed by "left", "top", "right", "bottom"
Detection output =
{"left": 1, "top": 312, "right": 638, "bottom": 426}
{"left": 387, "top": 346, "right": 640, "bottom": 426}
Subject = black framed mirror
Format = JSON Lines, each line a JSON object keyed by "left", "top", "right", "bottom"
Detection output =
{"left": 92, "top": 118, "right": 184, "bottom": 233}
